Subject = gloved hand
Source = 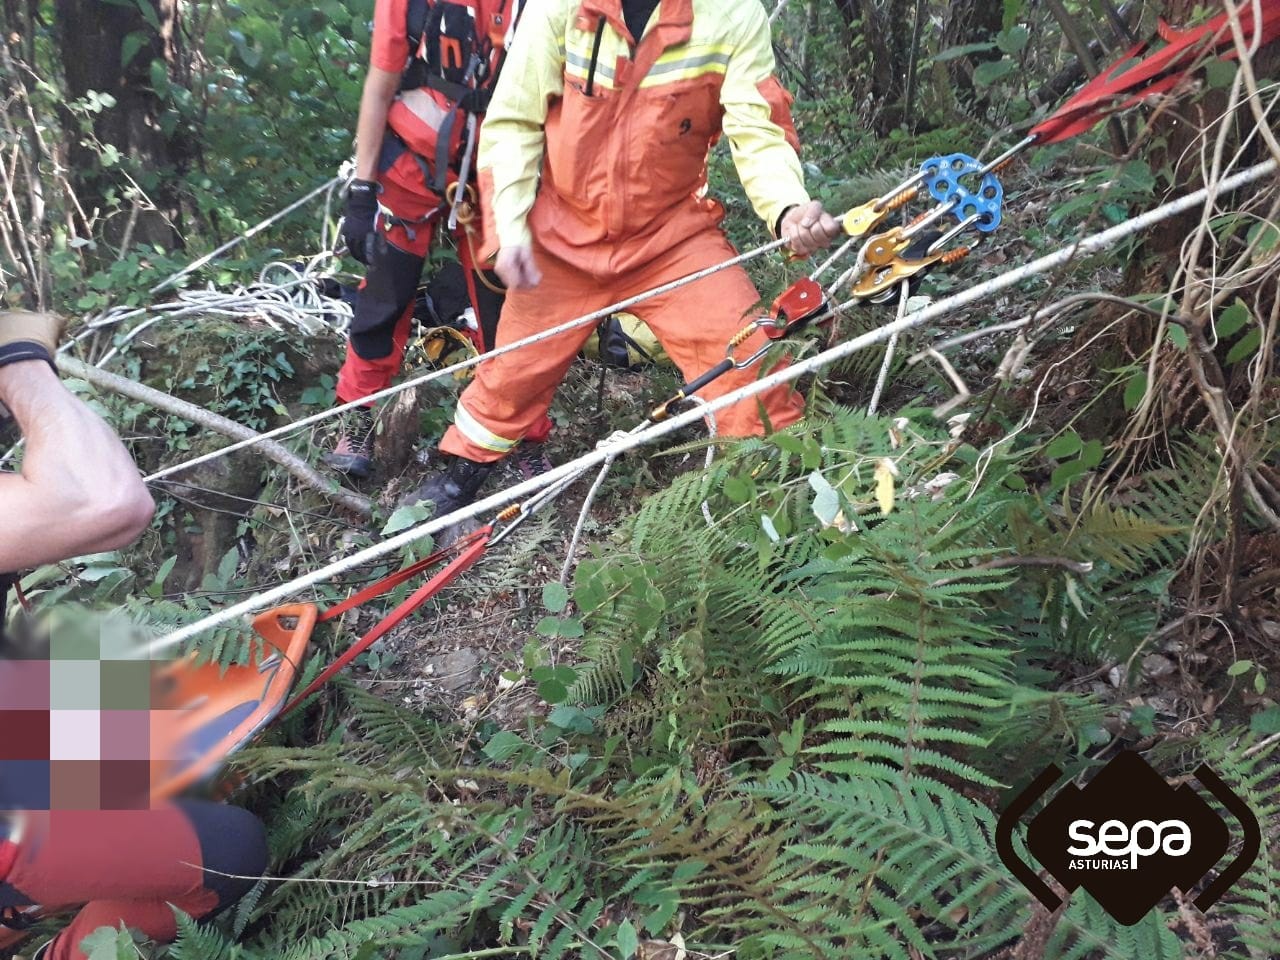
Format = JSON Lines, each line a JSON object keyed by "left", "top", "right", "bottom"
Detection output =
{"left": 0, "top": 310, "right": 65, "bottom": 371}
{"left": 341, "top": 179, "right": 380, "bottom": 265}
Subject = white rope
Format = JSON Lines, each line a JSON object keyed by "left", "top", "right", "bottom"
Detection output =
{"left": 146, "top": 158, "right": 1271, "bottom": 646}
{"left": 867, "top": 281, "right": 908, "bottom": 415}
{"left": 146, "top": 156, "right": 1278, "bottom": 654}
{"left": 147, "top": 173, "right": 347, "bottom": 296}
{"left": 557, "top": 428, "right": 636, "bottom": 587}
{"left": 69, "top": 256, "right": 352, "bottom": 371}
{"left": 768, "top": 0, "right": 790, "bottom": 23}
{"left": 144, "top": 230, "right": 801, "bottom": 483}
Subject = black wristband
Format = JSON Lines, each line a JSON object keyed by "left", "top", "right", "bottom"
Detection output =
{"left": 0, "top": 341, "right": 56, "bottom": 372}
{"left": 775, "top": 205, "right": 797, "bottom": 239}
{"left": 349, "top": 179, "right": 378, "bottom": 195}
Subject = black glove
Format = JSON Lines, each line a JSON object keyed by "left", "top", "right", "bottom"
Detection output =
{"left": 341, "top": 179, "right": 380, "bottom": 265}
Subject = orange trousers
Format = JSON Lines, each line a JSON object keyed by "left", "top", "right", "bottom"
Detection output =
{"left": 440, "top": 227, "right": 804, "bottom": 462}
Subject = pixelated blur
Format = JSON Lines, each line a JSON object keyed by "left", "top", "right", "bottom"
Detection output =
{"left": 0, "top": 608, "right": 169, "bottom": 812}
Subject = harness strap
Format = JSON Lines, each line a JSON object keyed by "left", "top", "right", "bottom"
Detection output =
{"left": 279, "top": 526, "right": 492, "bottom": 716}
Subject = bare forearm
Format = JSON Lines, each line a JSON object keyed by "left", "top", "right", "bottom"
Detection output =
{"left": 354, "top": 68, "right": 401, "bottom": 181}
{"left": 0, "top": 362, "right": 153, "bottom": 569}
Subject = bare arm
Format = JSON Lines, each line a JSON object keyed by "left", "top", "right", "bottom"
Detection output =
{"left": 354, "top": 66, "right": 402, "bottom": 181}
{"left": 0, "top": 362, "right": 154, "bottom": 570}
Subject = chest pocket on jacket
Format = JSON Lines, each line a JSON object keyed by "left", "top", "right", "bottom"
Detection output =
{"left": 634, "top": 75, "right": 723, "bottom": 200}
{"left": 544, "top": 79, "right": 618, "bottom": 211}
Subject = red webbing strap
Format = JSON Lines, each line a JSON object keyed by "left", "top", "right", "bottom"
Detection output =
{"left": 1030, "top": 5, "right": 1280, "bottom": 144}
{"left": 279, "top": 526, "right": 492, "bottom": 717}
{"left": 316, "top": 527, "right": 491, "bottom": 624}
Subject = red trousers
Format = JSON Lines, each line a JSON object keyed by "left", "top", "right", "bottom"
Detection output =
{"left": 336, "top": 135, "right": 552, "bottom": 443}
{"left": 0, "top": 802, "right": 265, "bottom": 960}
{"left": 441, "top": 227, "right": 805, "bottom": 462}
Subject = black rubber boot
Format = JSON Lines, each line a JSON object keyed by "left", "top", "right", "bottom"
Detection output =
{"left": 323, "top": 406, "right": 376, "bottom": 478}
{"left": 403, "top": 455, "right": 495, "bottom": 519}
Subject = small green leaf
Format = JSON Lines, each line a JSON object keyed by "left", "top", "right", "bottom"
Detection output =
{"left": 1204, "top": 58, "right": 1237, "bottom": 88}
{"left": 542, "top": 581, "right": 570, "bottom": 614}
{"left": 217, "top": 546, "right": 239, "bottom": 586}
{"left": 1227, "top": 660, "right": 1255, "bottom": 677}
{"left": 1051, "top": 459, "right": 1088, "bottom": 489}
{"left": 932, "top": 41, "right": 997, "bottom": 62}
{"left": 973, "top": 58, "right": 1017, "bottom": 87}
{"left": 1246, "top": 220, "right": 1280, "bottom": 257}
{"left": 381, "top": 503, "right": 431, "bottom": 536}
{"left": 80, "top": 924, "right": 134, "bottom": 960}
{"left": 537, "top": 678, "right": 568, "bottom": 703}
{"left": 1123, "top": 372, "right": 1148, "bottom": 411}
{"left": 1250, "top": 706, "right": 1280, "bottom": 735}
{"left": 1002, "top": 0, "right": 1024, "bottom": 30}
{"left": 996, "top": 24, "right": 1030, "bottom": 54}
{"left": 120, "top": 31, "right": 148, "bottom": 69}
{"left": 1225, "top": 327, "right": 1261, "bottom": 365}
{"left": 722, "top": 475, "right": 752, "bottom": 503}
{"left": 483, "top": 731, "right": 526, "bottom": 762}
{"left": 1215, "top": 300, "right": 1250, "bottom": 339}
{"left": 1045, "top": 431, "right": 1081, "bottom": 459}
{"left": 1129, "top": 705, "right": 1157, "bottom": 736}
{"left": 615, "top": 919, "right": 639, "bottom": 959}
{"left": 1166, "top": 324, "right": 1189, "bottom": 350}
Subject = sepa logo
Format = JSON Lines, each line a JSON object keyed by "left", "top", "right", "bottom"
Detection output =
{"left": 1065, "top": 817, "right": 1192, "bottom": 870}
{"left": 997, "top": 750, "right": 1260, "bottom": 925}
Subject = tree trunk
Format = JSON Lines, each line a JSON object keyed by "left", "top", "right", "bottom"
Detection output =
{"left": 831, "top": 0, "right": 913, "bottom": 134}
{"left": 54, "top": 0, "right": 188, "bottom": 251}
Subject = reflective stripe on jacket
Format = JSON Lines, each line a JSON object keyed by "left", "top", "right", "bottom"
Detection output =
{"left": 476, "top": 0, "right": 809, "bottom": 270}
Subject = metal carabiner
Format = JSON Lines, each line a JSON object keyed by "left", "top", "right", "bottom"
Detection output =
{"left": 725, "top": 317, "right": 776, "bottom": 370}
{"left": 927, "top": 212, "right": 984, "bottom": 254}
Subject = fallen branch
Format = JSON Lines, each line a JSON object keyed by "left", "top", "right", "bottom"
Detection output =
{"left": 58, "top": 355, "right": 373, "bottom": 519}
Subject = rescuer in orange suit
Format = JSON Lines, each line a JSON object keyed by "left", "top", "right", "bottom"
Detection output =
{"left": 404, "top": 0, "right": 843, "bottom": 515}
{"left": 328, "top": 0, "right": 554, "bottom": 480}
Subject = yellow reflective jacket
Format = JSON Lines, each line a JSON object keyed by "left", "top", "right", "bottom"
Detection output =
{"left": 476, "top": 0, "right": 810, "bottom": 272}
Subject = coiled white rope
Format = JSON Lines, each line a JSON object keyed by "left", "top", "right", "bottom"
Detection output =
{"left": 144, "top": 231, "right": 800, "bottom": 483}
{"left": 146, "top": 156, "right": 1278, "bottom": 654}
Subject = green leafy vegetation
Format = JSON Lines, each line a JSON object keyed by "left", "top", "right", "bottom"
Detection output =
{"left": 1, "top": 0, "right": 1278, "bottom": 958}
